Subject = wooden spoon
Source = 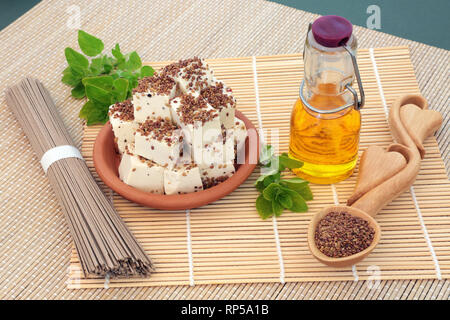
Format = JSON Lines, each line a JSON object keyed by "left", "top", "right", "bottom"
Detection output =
{"left": 308, "top": 205, "right": 381, "bottom": 267}
{"left": 307, "top": 144, "right": 410, "bottom": 267}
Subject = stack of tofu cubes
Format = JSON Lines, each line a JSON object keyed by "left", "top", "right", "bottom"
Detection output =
{"left": 109, "top": 57, "right": 247, "bottom": 195}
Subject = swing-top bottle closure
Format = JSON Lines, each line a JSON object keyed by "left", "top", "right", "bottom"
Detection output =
{"left": 300, "top": 16, "right": 365, "bottom": 114}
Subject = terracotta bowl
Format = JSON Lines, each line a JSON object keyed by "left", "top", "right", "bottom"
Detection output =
{"left": 93, "top": 110, "right": 259, "bottom": 210}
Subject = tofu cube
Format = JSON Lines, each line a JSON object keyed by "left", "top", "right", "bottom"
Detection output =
{"left": 164, "top": 163, "right": 204, "bottom": 195}
{"left": 234, "top": 117, "right": 247, "bottom": 151}
{"left": 132, "top": 74, "right": 177, "bottom": 123}
{"left": 200, "top": 162, "right": 235, "bottom": 189}
{"left": 108, "top": 100, "right": 139, "bottom": 154}
{"left": 135, "top": 118, "right": 183, "bottom": 168}
{"left": 200, "top": 81, "right": 236, "bottom": 129}
{"left": 222, "top": 125, "right": 236, "bottom": 163}
{"left": 118, "top": 144, "right": 164, "bottom": 193}
{"left": 170, "top": 93, "right": 222, "bottom": 164}
{"left": 234, "top": 117, "right": 247, "bottom": 164}
{"left": 198, "top": 142, "right": 235, "bottom": 188}
{"left": 177, "top": 141, "right": 194, "bottom": 165}
{"left": 161, "top": 57, "right": 215, "bottom": 94}
{"left": 198, "top": 142, "right": 224, "bottom": 167}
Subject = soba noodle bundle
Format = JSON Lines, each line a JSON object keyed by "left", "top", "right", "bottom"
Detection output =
{"left": 6, "top": 78, "right": 152, "bottom": 277}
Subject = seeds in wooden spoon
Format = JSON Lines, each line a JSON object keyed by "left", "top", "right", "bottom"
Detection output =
{"left": 314, "top": 211, "right": 375, "bottom": 258}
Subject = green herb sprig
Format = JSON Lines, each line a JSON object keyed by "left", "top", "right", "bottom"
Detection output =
{"left": 62, "top": 30, "right": 154, "bottom": 125}
{"left": 255, "top": 145, "right": 313, "bottom": 219}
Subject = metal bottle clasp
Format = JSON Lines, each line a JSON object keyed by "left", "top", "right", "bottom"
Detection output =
{"left": 300, "top": 23, "right": 365, "bottom": 114}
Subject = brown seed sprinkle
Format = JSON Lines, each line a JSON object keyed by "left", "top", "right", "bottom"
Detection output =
{"left": 161, "top": 57, "right": 212, "bottom": 91}
{"left": 175, "top": 93, "right": 218, "bottom": 125}
{"left": 124, "top": 145, "right": 157, "bottom": 167}
{"left": 109, "top": 99, "right": 134, "bottom": 121}
{"left": 200, "top": 82, "right": 236, "bottom": 110}
{"left": 124, "top": 144, "right": 133, "bottom": 156}
{"left": 143, "top": 158, "right": 157, "bottom": 168}
{"left": 314, "top": 211, "right": 375, "bottom": 258}
{"left": 137, "top": 118, "right": 180, "bottom": 146}
{"left": 133, "top": 74, "right": 176, "bottom": 95}
{"left": 170, "top": 163, "right": 197, "bottom": 173}
{"left": 202, "top": 176, "right": 229, "bottom": 189}
{"left": 160, "top": 57, "right": 205, "bottom": 78}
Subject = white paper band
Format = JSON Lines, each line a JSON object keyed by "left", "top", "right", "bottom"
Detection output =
{"left": 40, "top": 145, "right": 83, "bottom": 174}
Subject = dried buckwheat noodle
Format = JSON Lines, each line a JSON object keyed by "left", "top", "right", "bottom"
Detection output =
{"left": 6, "top": 78, "right": 152, "bottom": 278}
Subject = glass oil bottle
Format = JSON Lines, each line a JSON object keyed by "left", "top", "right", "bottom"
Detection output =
{"left": 289, "top": 16, "right": 365, "bottom": 184}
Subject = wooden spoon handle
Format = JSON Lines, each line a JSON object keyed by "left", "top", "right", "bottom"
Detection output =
{"left": 351, "top": 144, "right": 419, "bottom": 216}
{"left": 346, "top": 145, "right": 407, "bottom": 206}
{"left": 348, "top": 94, "right": 442, "bottom": 217}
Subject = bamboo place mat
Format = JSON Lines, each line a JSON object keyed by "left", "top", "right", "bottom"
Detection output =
{"left": 68, "top": 47, "right": 450, "bottom": 289}
{"left": 1, "top": 0, "right": 449, "bottom": 300}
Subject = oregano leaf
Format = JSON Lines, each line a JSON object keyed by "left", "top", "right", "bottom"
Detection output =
{"left": 278, "top": 193, "right": 293, "bottom": 209}
{"left": 263, "top": 183, "right": 280, "bottom": 201}
{"left": 62, "top": 72, "right": 81, "bottom": 87}
{"left": 256, "top": 194, "right": 273, "bottom": 219}
{"left": 279, "top": 154, "right": 303, "bottom": 170}
{"left": 71, "top": 82, "right": 85, "bottom": 98}
{"left": 82, "top": 76, "right": 113, "bottom": 91}
{"left": 90, "top": 57, "right": 104, "bottom": 74}
{"left": 112, "top": 78, "right": 129, "bottom": 102}
{"left": 281, "top": 177, "right": 308, "bottom": 190}
{"left": 126, "top": 51, "right": 142, "bottom": 71}
{"left": 78, "top": 30, "right": 104, "bottom": 57}
{"left": 140, "top": 65, "right": 155, "bottom": 77}
{"left": 85, "top": 84, "right": 112, "bottom": 105}
{"left": 79, "top": 100, "right": 95, "bottom": 120}
{"left": 272, "top": 200, "right": 284, "bottom": 216}
{"left": 65, "top": 48, "right": 89, "bottom": 71}
{"left": 295, "top": 185, "right": 313, "bottom": 201}
{"left": 254, "top": 144, "right": 313, "bottom": 219}
{"left": 111, "top": 43, "right": 124, "bottom": 60}
{"left": 289, "top": 193, "right": 308, "bottom": 212}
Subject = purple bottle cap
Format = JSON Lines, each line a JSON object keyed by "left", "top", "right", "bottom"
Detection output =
{"left": 311, "top": 15, "right": 353, "bottom": 48}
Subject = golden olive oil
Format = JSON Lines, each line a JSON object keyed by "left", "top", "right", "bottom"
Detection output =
{"left": 289, "top": 84, "right": 361, "bottom": 184}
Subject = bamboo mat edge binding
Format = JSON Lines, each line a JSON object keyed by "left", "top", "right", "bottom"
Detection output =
{"left": 69, "top": 46, "right": 450, "bottom": 289}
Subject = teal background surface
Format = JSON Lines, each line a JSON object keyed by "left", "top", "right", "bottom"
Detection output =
{"left": 1, "top": 0, "right": 449, "bottom": 50}
{"left": 0, "top": 0, "right": 41, "bottom": 30}
{"left": 273, "top": 0, "right": 450, "bottom": 50}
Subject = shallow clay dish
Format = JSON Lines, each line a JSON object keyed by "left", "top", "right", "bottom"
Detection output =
{"left": 93, "top": 110, "right": 259, "bottom": 210}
